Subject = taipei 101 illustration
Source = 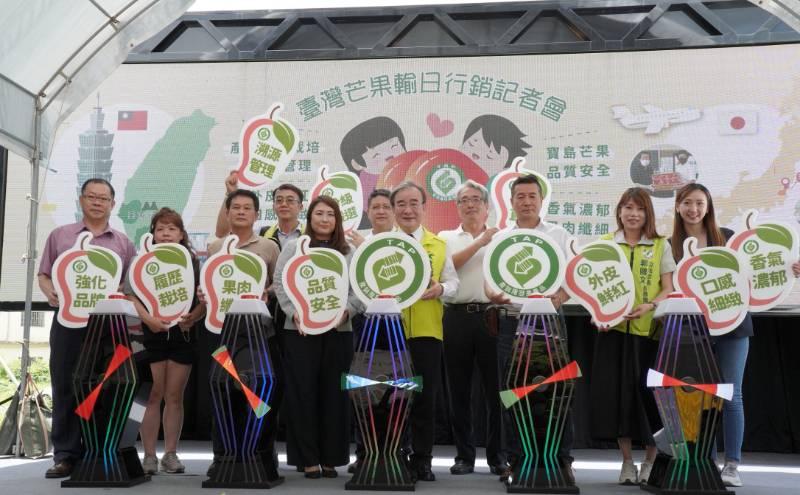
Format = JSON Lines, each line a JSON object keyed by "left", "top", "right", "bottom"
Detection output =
{"left": 75, "top": 94, "right": 114, "bottom": 221}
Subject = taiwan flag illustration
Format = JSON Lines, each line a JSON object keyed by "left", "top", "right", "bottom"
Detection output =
{"left": 118, "top": 110, "right": 148, "bottom": 131}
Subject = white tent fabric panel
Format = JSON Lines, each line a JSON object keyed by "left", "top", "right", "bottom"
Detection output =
{"left": 0, "top": 0, "right": 194, "bottom": 160}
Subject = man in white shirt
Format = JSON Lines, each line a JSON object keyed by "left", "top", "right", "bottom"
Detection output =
{"left": 485, "top": 174, "right": 575, "bottom": 482}
{"left": 439, "top": 180, "right": 508, "bottom": 476}
{"left": 391, "top": 181, "right": 459, "bottom": 482}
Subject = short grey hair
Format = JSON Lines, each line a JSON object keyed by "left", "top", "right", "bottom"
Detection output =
{"left": 390, "top": 181, "right": 427, "bottom": 205}
{"left": 456, "top": 179, "right": 489, "bottom": 203}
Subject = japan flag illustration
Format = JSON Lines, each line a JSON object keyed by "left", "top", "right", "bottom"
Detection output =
{"left": 717, "top": 109, "right": 758, "bottom": 135}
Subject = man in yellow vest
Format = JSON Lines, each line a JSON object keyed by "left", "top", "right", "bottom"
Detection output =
{"left": 390, "top": 181, "right": 460, "bottom": 482}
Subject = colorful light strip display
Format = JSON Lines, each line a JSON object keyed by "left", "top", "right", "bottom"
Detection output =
{"left": 345, "top": 309, "right": 419, "bottom": 491}
{"left": 204, "top": 310, "right": 281, "bottom": 489}
{"left": 644, "top": 298, "right": 730, "bottom": 495}
{"left": 63, "top": 312, "right": 148, "bottom": 487}
{"left": 502, "top": 308, "right": 579, "bottom": 493}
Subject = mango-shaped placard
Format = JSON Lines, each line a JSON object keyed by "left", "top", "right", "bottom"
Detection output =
{"left": 281, "top": 235, "right": 350, "bottom": 335}
{"left": 200, "top": 235, "right": 268, "bottom": 333}
{"left": 564, "top": 238, "right": 634, "bottom": 327}
{"left": 52, "top": 232, "right": 123, "bottom": 328}
{"left": 675, "top": 237, "right": 749, "bottom": 336}
{"left": 235, "top": 102, "right": 299, "bottom": 190}
{"left": 129, "top": 233, "right": 195, "bottom": 327}
{"left": 310, "top": 165, "right": 363, "bottom": 233}
{"left": 727, "top": 209, "right": 798, "bottom": 311}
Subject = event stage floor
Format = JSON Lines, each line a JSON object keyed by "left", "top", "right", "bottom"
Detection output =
{"left": 1, "top": 443, "right": 797, "bottom": 495}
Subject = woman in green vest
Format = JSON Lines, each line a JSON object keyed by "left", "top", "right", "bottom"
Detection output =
{"left": 590, "top": 187, "right": 676, "bottom": 485}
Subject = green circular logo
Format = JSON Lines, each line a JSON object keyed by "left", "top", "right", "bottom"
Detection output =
{"left": 577, "top": 263, "right": 592, "bottom": 277}
{"left": 146, "top": 262, "right": 160, "bottom": 276}
{"left": 483, "top": 229, "right": 565, "bottom": 303}
{"left": 219, "top": 264, "right": 234, "bottom": 278}
{"left": 426, "top": 163, "right": 465, "bottom": 201}
{"left": 349, "top": 232, "right": 431, "bottom": 309}
{"left": 300, "top": 265, "right": 315, "bottom": 279}
{"left": 72, "top": 259, "right": 87, "bottom": 273}
{"left": 691, "top": 266, "right": 707, "bottom": 280}
{"left": 257, "top": 127, "right": 271, "bottom": 140}
{"left": 320, "top": 187, "right": 335, "bottom": 197}
{"left": 743, "top": 239, "right": 759, "bottom": 255}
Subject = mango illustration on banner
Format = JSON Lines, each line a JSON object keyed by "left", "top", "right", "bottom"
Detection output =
{"left": 130, "top": 234, "right": 194, "bottom": 327}
{"left": 349, "top": 232, "right": 431, "bottom": 309}
{"left": 377, "top": 148, "right": 488, "bottom": 233}
{"left": 282, "top": 235, "right": 350, "bottom": 335}
{"left": 564, "top": 238, "right": 634, "bottom": 328}
{"left": 199, "top": 235, "right": 267, "bottom": 334}
{"left": 52, "top": 232, "right": 122, "bottom": 328}
{"left": 483, "top": 229, "right": 565, "bottom": 303}
{"left": 309, "top": 165, "right": 363, "bottom": 232}
{"left": 489, "top": 157, "right": 552, "bottom": 229}
{"left": 236, "top": 102, "right": 298, "bottom": 189}
{"left": 727, "top": 209, "right": 799, "bottom": 311}
{"left": 674, "top": 237, "right": 749, "bottom": 336}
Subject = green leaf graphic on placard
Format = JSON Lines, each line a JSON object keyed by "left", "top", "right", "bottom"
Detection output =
{"left": 700, "top": 250, "right": 739, "bottom": 271}
{"left": 582, "top": 244, "right": 619, "bottom": 263}
{"left": 234, "top": 251, "right": 263, "bottom": 282}
{"left": 274, "top": 120, "right": 295, "bottom": 154}
{"left": 506, "top": 246, "right": 541, "bottom": 286}
{"left": 756, "top": 224, "right": 793, "bottom": 251}
{"left": 87, "top": 249, "right": 118, "bottom": 277}
{"left": 153, "top": 246, "right": 188, "bottom": 268}
{"left": 310, "top": 250, "right": 344, "bottom": 276}
{"left": 330, "top": 174, "right": 358, "bottom": 191}
{"left": 372, "top": 251, "right": 406, "bottom": 291}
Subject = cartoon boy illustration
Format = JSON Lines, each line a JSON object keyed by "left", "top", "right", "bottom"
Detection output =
{"left": 340, "top": 116, "right": 407, "bottom": 228}
{"left": 460, "top": 114, "right": 530, "bottom": 177}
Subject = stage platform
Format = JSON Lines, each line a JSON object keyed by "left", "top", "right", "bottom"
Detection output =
{"left": 1, "top": 443, "right": 797, "bottom": 494}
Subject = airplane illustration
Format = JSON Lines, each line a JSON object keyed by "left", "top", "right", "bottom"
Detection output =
{"left": 611, "top": 105, "right": 702, "bottom": 134}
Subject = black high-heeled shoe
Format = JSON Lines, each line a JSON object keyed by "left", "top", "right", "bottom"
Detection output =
{"left": 304, "top": 467, "right": 322, "bottom": 479}
{"left": 321, "top": 466, "right": 338, "bottom": 478}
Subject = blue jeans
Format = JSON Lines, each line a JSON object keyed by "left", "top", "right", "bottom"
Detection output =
{"left": 714, "top": 336, "right": 749, "bottom": 463}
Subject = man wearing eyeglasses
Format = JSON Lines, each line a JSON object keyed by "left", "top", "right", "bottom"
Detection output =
{"left": 214, "top": 171, "right": 304, "bottom": 249}
{"left": 390, "top": 181, "right": 460, "bottom": 482}
{"left": 438, "top": 180, "right": 508, "bottom": 477}
{"left": 38, "top": 179, "right": 137, "bottom": 479}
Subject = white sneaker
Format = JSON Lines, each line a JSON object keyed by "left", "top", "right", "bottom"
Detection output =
{"left": 639, "top": 461, "right": 653, "bottom": 484}
{"left": 619, "top": 460, "right": 638, "bottom": 485}
{"left": 160, "top": 451, "right": 185, "bottom": 474}
{"left": 720, "top": 462, "right": 742, "bottom": 487}
{"left": 142, "top": 455, "right": 158, "bottom": 475}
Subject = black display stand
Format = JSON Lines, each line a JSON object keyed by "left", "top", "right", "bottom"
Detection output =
{"left": 202, "top": 296, "right": 283, "bottom": 489}
{"left": 62, "top": 296, "right": 150, "bottom": 488}
{"left": 503, "top": 296, "right": 579, "bottom": 494}
{"left": 643, "top": 294, "right": 733, "bottom": 495}
{"left": 344, "top": 297, "right": 418, "bottom": 491}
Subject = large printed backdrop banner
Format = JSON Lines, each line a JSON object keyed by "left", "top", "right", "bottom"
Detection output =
{"left": 3, "top": 44, "right": 800, "bottom": 304}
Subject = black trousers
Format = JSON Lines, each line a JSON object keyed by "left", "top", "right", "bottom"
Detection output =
{"left": 407, "top": 337, "right": 443, "bottom": 466}
{"left": 496, "top": 312, "right": 574, "bottom": 464}
{"left": 443, "top": 305, "right": 505, "bottom": 466}
{"left": 283, "top": 330, "right": 353, "bottom": 467}
{"left": 49, "top": 319, "right": 87, "bottom": 464}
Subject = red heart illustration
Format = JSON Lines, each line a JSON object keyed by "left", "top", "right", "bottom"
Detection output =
{"left": 426, "top": 113, "right": 454, "bottom": 138}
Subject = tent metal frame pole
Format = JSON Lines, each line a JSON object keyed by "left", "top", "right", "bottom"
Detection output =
{"left": 38, "top": 0, "right": 159, "bottom": 114}
{"left": 16, "top": 102, "right": 42, "bottom": 458}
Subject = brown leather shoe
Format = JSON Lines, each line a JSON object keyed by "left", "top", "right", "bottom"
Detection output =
{"left": 45, "top": 461, "right": 74, "bottom": 479}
